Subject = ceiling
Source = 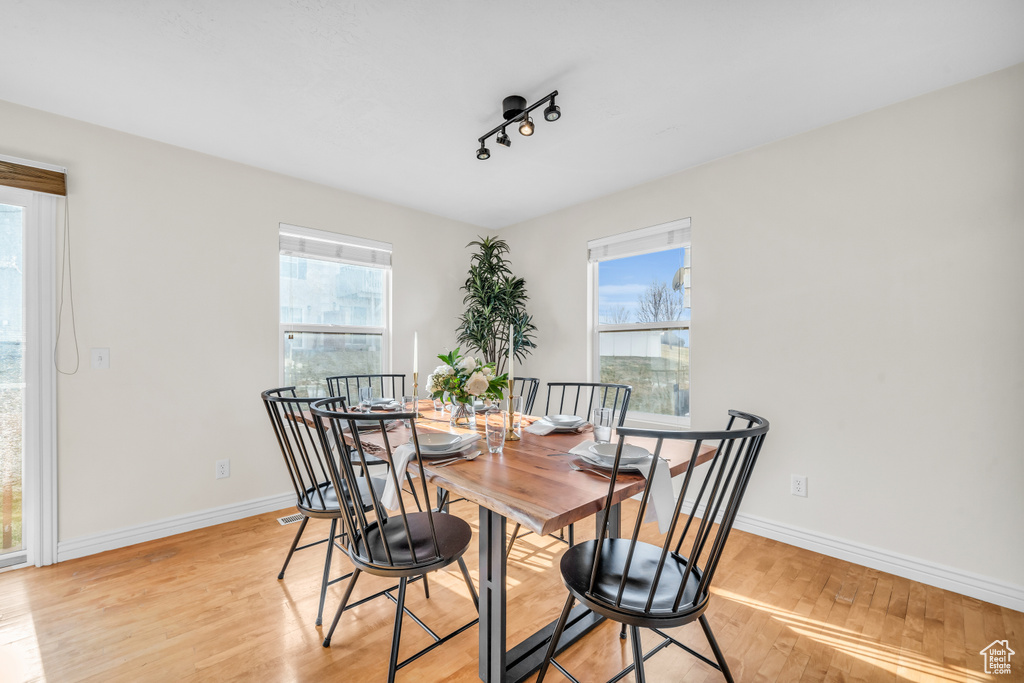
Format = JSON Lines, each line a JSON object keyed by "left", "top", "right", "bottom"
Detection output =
{"left": 4, "top": 1, "right": 1024, "bottom": 229}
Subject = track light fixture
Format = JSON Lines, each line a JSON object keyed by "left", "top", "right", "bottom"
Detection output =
{"left": 476, "top": 90, "right": 560, "bottom": 160}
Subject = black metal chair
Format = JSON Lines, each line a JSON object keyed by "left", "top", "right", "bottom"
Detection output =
{"left": 261, "top": 387, "right": 388, "bottom": 626}
{"left": 506, "top": 381, "right": 633, "bottom": 559}
{"left": 513, "top": 376, "right": 540, "bottom": 415}
{"left": 325, "top": 373, "right": 421, "bottom": 512}
{"left": 312, "top": 398, "right": 480, "bottom": 683}
{"left": 544, "top": 381, "right": 632, "bottom": 426}
{"left": 537, "top": 410, "right": 770, "bottom": 683}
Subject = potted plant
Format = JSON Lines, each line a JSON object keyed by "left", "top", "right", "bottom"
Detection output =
{"left": 456, "top": 236, "right": 537, "bottom": 375}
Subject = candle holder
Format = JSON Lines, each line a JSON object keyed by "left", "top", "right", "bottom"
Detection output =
{"left": 505, "top": 382, "right": 521, "bottom": 441}
{"left": 412, "top": 372, "right": 419, "bottom": 417}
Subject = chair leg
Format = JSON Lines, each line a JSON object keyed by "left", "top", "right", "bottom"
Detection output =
{"left": 505, "top": 522, "right": 521, "bottom": 562}
{"left": 699, "top": 614, "right": 735, "bottom": 683}
{"left": 316, "top": 518, "right": 337, "bottom": 626}
{"left": 620, "top": 624, "right": 627, "bottom": 640}
{"left": 629, "top": 626, "right": 648, "bottom": 683}
{"left": 457, "top": 556, "right": 479, "bottom": 610}
{"left": 278, "top": 516, "right": 309, "bottom": 579}
{"left": 323, "top": 568, "right": 361, "bottom": 647}
{"left": 405, "top": 472, "right": 422, "bottom": 511}
{"left": 537, "top": 594, "right": 575, "bottom": 683}
{"left": 388, "top": 577, "right": 409, "bottom": 683}
{"left": 568, "top": 523, "right": 574, "bottom": 546}
{"left": 422, "top": 572, "right": 430, "bottom": 599}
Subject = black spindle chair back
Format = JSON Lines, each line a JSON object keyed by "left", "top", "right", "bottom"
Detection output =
{"left": 262, "top": 387, "right": 351, "bottom": 518}
{"left": 513, "top": 376, "right": 540, "bottom": 414}
{"left": 545, "top": 381, "right": 631, "bottom": 426}
{"left": 326, "top": 373, "right": 407, "bottom": 405}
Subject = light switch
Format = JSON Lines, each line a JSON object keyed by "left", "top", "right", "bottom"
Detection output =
{"left": 91, "top": 348, "right": 110, "bottom": 369}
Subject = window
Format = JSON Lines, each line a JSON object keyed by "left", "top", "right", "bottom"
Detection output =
{"left": 590, "top": 219, "right": 691, "bottom": 423}
{"left": 279, "top": 224, "right": 391, "bottom": 397}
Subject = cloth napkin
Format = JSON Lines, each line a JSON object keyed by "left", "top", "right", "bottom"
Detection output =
{"left": 568, "top": 440, "right": 674, "bottom": 534}
{"left": 381, "top": 443, "right": 416, "bottom": 510}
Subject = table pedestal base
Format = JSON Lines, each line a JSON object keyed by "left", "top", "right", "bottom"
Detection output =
{"left": 478, "top": 504, "right": 621, "bottom": 682}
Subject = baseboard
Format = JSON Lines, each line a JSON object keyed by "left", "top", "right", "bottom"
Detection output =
{"left": 713, "top": 504, "right": 1024, "bottom": 612}
{"left": 57, "top": 492, "right": 294, "bottom": 562}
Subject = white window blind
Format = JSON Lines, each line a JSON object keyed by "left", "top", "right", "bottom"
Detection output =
{"left": 587, "top": 218, "right": 691, "bottom": 263}
{"left": 279, "top": 223, "right": 392, "bottom": 268}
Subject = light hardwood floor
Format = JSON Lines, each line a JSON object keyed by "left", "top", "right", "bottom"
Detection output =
{"left": 1, "top": 496, "right": 1020, "bottom": 682}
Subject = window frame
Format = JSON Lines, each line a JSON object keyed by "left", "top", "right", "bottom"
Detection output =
{"left": 277, "top": 224, "right": 393, "bottom": 393}
{"left": 589, "top": 218, "right": 691, "bottom": 427}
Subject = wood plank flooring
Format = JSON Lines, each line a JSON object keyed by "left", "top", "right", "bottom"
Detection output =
{"left": 1, "top": 496, "right": 1020, "bottom": 682}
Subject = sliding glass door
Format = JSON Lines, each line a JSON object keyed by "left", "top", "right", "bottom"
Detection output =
{"left": 0, "top": 200, "right": 25, "bottom": 567}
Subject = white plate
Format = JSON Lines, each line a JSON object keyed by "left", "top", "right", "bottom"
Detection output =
{"left": 579, "top": 454, "right": 652, "bottom": 473}
{"left": 418, "top": 433, "right": 464, "bottom": 451}
{"left": 588, "top": 442, "right": 650, "bottom": 464}
{"left": 417, "top": 434, "right": 480, "bottom": 457}
{"left": 544, "top": 414, "right": 585, "bottom": 427}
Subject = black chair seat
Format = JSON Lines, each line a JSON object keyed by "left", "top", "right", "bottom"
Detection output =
{"left": 354, "top": 512, "right": 473, "bottom": 576}
{"left": 560, "top": 539, "right": 707, "bottom": 628}
{"left": 297, "top": 477, "right": 385, "bottom": 516}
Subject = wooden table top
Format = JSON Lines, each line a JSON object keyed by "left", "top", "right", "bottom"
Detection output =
{"left": 378, "top": 404, "right": 717, "bottom": 537}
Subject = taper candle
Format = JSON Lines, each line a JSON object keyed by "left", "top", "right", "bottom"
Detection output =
{"left": 413, "top": 331, "right": 418, "bottom": 374}
{"left": 507, "top": 324, "right": 514, "bottom": 393}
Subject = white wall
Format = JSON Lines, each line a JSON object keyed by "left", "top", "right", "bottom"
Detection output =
{"left": 0, "top": 99, "right": 481, "bottom": 541}
{"left": 505, "top": 63, "right": 1024, "bottom": 590}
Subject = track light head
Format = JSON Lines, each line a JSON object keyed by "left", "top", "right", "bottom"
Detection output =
{"left": 543, "top": 99, "right": 561, "bottom": 122}
{"left": 496, "top": 129, "right": 511, "bottom": 147}
{"left": 518, "top": 116, "right": 534, "bottom": 136}
{"left": 477, "top": 145, "right": 490, "bottom": 160}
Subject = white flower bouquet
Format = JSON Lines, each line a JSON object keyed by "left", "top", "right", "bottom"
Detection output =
{"left": 426, "top": 348, "right": 507, "bottom": 405}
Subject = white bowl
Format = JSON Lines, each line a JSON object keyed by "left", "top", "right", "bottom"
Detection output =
{"left": 545, "top": 414, "right": 584, "bottom": 426}
{"left": 417, "top": 433, "right": 464, "bottom": 451}
{"left": 588, "top": 442, "right": 650, "bottom": 464}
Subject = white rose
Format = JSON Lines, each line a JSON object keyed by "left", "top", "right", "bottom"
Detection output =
{"left": 458, "top": 356, "right": 477, "bottom": 373}
{"left": 465, "top": 371, "right": 489, "bottom": 396}
{"left": 483, "top": 366, "right": 493, "bottom": 377}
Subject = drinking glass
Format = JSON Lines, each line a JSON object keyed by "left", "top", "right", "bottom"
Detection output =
{"left": 484, "top": 409, "right": 506, "bottom": 454}
{"left": 591, "top": 407, "right": 614, "bottom": 444}
{"left": 507, "top": 396, "right": 523, "bottom": 437}
{"left": 358, "top": 386, "right": 373, "bottom": 410}
{"left": 432, "top": 397, "right": 445, "bottom": 414}
{"left": 402, "top": 395, "right": 416, "bottom": 425}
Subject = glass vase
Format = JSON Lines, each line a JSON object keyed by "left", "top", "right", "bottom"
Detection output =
{"left": 449, "top": 401, "right": 476, "bottom": 428}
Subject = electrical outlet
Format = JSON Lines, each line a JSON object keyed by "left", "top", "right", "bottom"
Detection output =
{"left": 216, "top": 459, "right": 230, "bottom": 479}
{"left": 791, "top": 474, "right": 807, "bottom": 497}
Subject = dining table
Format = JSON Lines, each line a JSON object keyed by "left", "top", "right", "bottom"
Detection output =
{"left": 348, "top": 400, "right": 716, "bottom": 682}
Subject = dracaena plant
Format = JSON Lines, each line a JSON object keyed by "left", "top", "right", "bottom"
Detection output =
{"left": 456, "top": 236, "right": 537, "bottom": 374}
